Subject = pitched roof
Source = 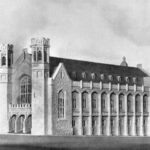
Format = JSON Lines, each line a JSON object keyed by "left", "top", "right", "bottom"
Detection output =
{"left": 49, "top": 57, "right": 148, "bottom": 85}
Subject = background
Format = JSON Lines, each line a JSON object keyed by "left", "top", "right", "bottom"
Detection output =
{"left": 0, "top": 0, "right": 150, "bottom": 71}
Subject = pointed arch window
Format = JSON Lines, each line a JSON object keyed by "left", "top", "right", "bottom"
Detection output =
{"left": 135, "top": 94, "right": 141, "bottom": 113}
{"left": 127, "top": 94, "right": 133, "bottom": 113}
{"left": 143, "top": 95, "right": 148, "bottom": 113}
{"left": 58, "top": 90, "right": 64, "bottom": 118}
{"left": 44, "top": 50, "right": 47, "bottom": 62}
{"left": 119, "top": 94, "right": 124, "bottom": 113}
{"left": 20, "top": 76, "right": 31, "bottom": 104}
{"left": 2, "top": 56, "right": 6, "bottom": 66}
{"left": 33, "top": 51, "right": 36, "bottom": 62}
{"left": 101, "top": 92, "right": 107, "bottom": 113}
{"left": 38, "top": 51, "right": 42, "bottom": 61}
{"left": 82, "top": 92, "right": 88, "bottom": 109}
{"left": 92, "top": 92, "right": 98, "bottom": 111}
{"left": 110, "top": 93, "right": 116, "bottom": 113}
{"left": 72, "top": 91, "right": 79, "bottom": 110}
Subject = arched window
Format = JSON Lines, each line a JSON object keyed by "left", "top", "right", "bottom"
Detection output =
{"left": 92, "top": 92, "right": 98, "bottom": 111}
{"left": 72, "top": 91, "right": 79, "bottom": 110}
{"left": 127, "top": 94, "right": 133, "bottom": 113}
{"left": 135, "top": 94, "right": 141, "bottom": 113}
{"left": 143, "top": 95, "right": 148, "bottom": 113}
{"left": 119, "top": 94, "right": 124, "bottom": 113}
{"left": 101, "top": 92, "right": 107, "bottom": 113}
{"left": 110, "top": 93, "right": 116, "bottom": 113}
{"left": 38, "top": 51, "right": 42, "bottom": 61}
{"left": 58, "top": 90, "right": 64, "bottom": 118}
{"left": 82, "top": 92, "right": 88, "bottom": 109}
{"left": 2, "top": 56, "right": 6, "bottom": 66}
{"left": 20, "top": 76, "right": 31, "bottom": 104}
{"left": 33, "top": 51, "right": 36, "bottom": 62}
{"left": 44, "top": 50, "right": 47, "bottom": 62}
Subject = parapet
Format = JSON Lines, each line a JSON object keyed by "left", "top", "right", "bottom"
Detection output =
{"left": 30, "top": 37, "right": 50, "bottom": 47}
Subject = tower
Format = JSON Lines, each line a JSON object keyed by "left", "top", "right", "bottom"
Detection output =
{"left": 0, "top": 44, "right": 13, "bottom": 133}
{"left": 30, "top": 38, "right": 50, "bottom": 135}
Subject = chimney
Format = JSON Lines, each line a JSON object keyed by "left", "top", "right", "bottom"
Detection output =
{"left": 137, "top": 64, "right": 142, "bottom": 69}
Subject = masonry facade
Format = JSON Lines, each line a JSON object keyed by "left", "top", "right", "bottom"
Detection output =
{"left": 0, "top": 37, "right": 150, "bottom": 136}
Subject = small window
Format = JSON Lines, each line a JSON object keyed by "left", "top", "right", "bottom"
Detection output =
{"left": 72, "top": 71, "right": 77, "bottom": 79}
{"left": 125, "top": 77, "right": 129, "bottom": 83}
{"left": 108, "top": 75, "right": 113, "bottom": 81}
{"left": 133, "top": 77, "right": 136, "bottom": 84}
{"left": 91, "top": 73, "right": 95, "bottom": 80}
{"left": 82, "top": 72, "right": 86, "bottom": 79}
{"left": 2, "top": 56, "right": 6, "bottom": 66}
{"left": 100, "top": 74, "right": 104, "bottom": 80}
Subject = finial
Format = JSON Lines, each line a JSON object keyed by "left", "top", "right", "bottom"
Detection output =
{"left": 120, "top": 56, "right": 128, "bottom": 67}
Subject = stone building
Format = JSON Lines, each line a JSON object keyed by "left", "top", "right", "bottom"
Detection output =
{"left": 0, "top": 37, "right": 150, "bottom": 136}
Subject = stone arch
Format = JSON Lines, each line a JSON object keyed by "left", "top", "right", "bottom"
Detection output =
{"left": 72, "top": 91, "right": 79, "bottom": 110}
{"left": 9, "top": 115, "right": 16, "bottom": 133}
{"left": 25, "top": 115, "right": 32, "bottom": 134}
{"left": 16, "top": 115, "right": 25, "bottom": 133}
{"left": 82, "top": 91, "right": 88, "bottom": 110}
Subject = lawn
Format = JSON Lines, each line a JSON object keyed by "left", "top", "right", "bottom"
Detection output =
{"left": 0, "top": 135, "right": 150, "bottom": 150}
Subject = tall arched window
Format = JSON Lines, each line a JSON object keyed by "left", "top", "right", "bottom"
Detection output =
{"left": 135, "top": 94, "right": 141, "bottom": 113}
{"left": 2, "top": 56, "right": 6, "bottom": 66}
{"left": 44, "top": 50, "right": 47, "bottom": 62}
{"left": 33, "top": 51, "right": 36, "bottom": 62}
{"left": 58, "top": 90, "right": 64, "bottom": 118}
{"left": 72, "top": 91, "right": 79, "bottom": 110}
{"left": 101, "top": 92, "right": 107, "bottom": 113}
{"left": 92, "top": 92, "right": 98, "bottom": 111}
{"left": 127, "top": 94, "right": 133, "bottom": 113}
{"left": 143, "top": 95, "right": 148, "bottom": 113}
{"left": 38, "top": 51, "right": 42, "bottom": 61}
{"left": 110, "top": 93, "right": 116, "bottom": 113}
{"left": 82, "top": 92, "right": 88, "bottom": 110}
{"left": 119, "top": 94, "right": 124, "bottom": 113}
{"left": 20, "top": 76, "right": 31, "bottom": 104}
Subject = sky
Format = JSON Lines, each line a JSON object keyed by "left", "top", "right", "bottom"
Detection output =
{"left": 0, "top": 0, "right": 150, "bottom": 71}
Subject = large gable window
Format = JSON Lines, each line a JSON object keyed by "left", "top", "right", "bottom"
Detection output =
{"left": 58, "top": 90, "right": 65, "bottom": 119}
{"left": 20, "top": 76, "right": 31, "bottom": 104}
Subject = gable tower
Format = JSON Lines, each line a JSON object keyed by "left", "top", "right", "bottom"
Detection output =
{"left": 30, "top": 38, "right": 50, "bottom": 135}
{"left": 0, "top": 44, "right": 13, "bottom": 133}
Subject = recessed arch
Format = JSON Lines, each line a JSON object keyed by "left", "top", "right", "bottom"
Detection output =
{"left": 25, "top": 115, "right": 32, "bottom": 134}
{"left": 101, "top": 92, "right": 107, "bottom": 113}
{"left": 110, "top": 92, "right": 117, "bottom": 113}
{"left": 9, "top": 115, "right": 16, "bottom": 133}
{"left": 16, "top": 115, "right": 25, "bottom": 133}
{"left": 135, "top": 94, "right": 141, "bottom": 113}
{"left": 119, "top": 93, "right": 125, "bottom": 113}
{"left": 127, "top": 94, "right": 133, "bottom": 113}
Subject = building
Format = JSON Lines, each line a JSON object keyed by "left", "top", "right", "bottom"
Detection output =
{"left": 0, "top": 37, "right": 150, "bottom": 136}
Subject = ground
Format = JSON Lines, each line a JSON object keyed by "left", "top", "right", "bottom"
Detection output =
{"left": 0, "top": 135, "right": 150, "bottom": 150}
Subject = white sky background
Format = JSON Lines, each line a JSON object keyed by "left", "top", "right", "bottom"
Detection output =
{"left": 0, "top": 0, "right": 150, "bottom": 71}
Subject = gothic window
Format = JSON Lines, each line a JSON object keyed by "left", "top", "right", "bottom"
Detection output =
{"left": 58, "top": 90, "right": 64, "bottom": 119}
{"left": 20, "top": 76, "right": 31, "bottom": 104}
{"left": 72, "top": 119, "right": 75, "bottom": 127}
{"left": 2, "top": 56, "right": 6, "bottom": 66}
{"left": 110, "top": 93, "right": 116, "bottom": 113}
{"left": 82, "top": 92, "right": 88, "bottom": 109}
{"left": 101, "top": 92, "right": 107, "bottom": 113}
{"left": 92, "top": 92, "right": 98, "bottom": 110}
{"left": 127, "top": 94, "right": 133, "bottom": 113}
{"left": 143, "top": 95, "right": 148, "bottom": 113}
{"left": 119, "top": 94, "right": 124, "bottom": 113}
{"left": 82, "top": 119, "right": 86, "bottom": 127}
{"left": 72, "top": 91, "right": 78, "bottom": 110}
{"left": 44, "top": 50, "right": 47, "bottom": 62}
{"left": 33, "top": 51, "right": 36, "bottom": 62}
{"left": 135, "top": 94, "right": 141, "bottom": 113}
{"left": 38, "top": 51, "right": 42, "bottom": 61}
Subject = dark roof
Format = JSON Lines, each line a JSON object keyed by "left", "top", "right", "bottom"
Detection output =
{"left": 49, "top": 57, "right": 148, "bottom": 85}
